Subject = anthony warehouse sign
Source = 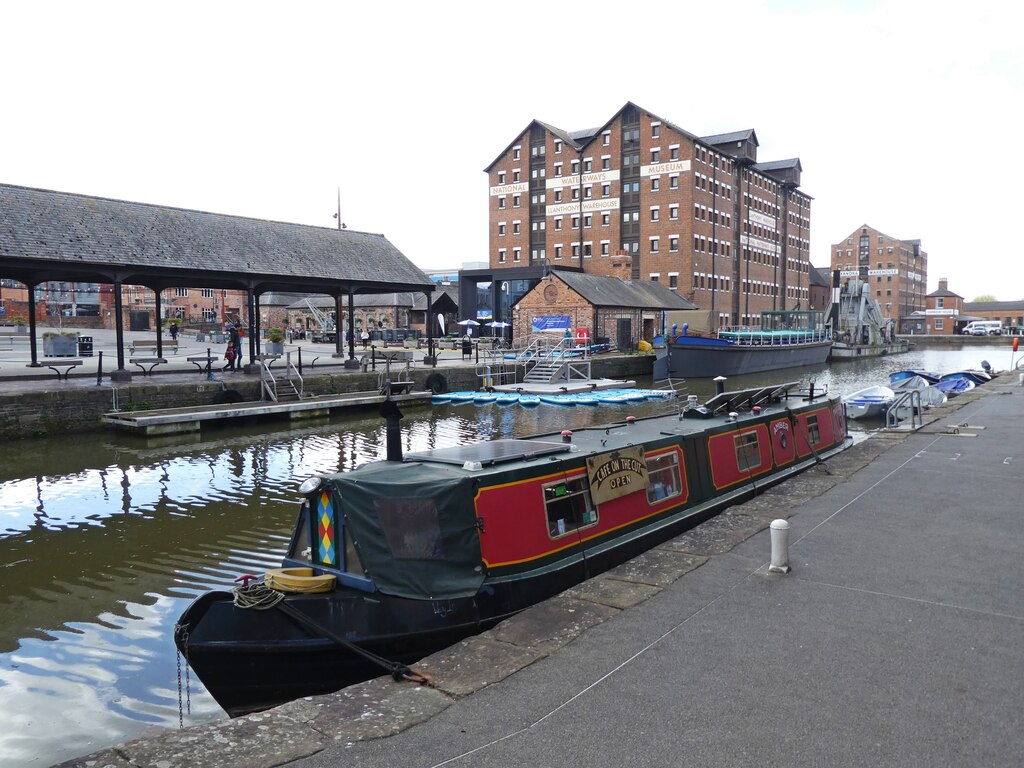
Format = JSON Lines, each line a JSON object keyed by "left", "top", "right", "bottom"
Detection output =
{"left": 586, "top": 445, "right": 648, "bottom": 505}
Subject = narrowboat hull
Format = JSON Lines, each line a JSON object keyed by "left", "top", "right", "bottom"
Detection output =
{"left": 655, "top": 337, "right": 832, "bottom": 378}
{"left": 176, "top": 385, "right": 851, "bottom": 716}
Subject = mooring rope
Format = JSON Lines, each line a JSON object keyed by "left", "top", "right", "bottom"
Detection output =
{"left": 231, "top": 583, "right": 285, "bottom": 610}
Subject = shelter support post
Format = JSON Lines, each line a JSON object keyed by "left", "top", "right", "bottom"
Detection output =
{"left": 422, "top": 288, "right": 437, "bottom": 366}
{"left": 110, "top": 279, "right": 132, "bottom": 382}
{"left": 26, "top": 282, "right": 40, "bottom": 367}
{"left": 333, "top": 294, "right": 344, "bottom": 358}
{"left": 344, "top": 291, "right": 360, "bottom": 369}
{"left": 247, "top": 288, "right": 257, "bottom": 366}
{"left": 154, "top": 289, "right": 163, "bottom": 358}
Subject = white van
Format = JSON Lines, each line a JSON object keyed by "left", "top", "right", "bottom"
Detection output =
{"left": 962, "top": 320, "right": 1002, "bottom": 336}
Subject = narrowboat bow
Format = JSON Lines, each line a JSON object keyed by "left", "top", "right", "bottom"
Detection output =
{"left": 175, "top": 382, "right": 851, "bottom": 716}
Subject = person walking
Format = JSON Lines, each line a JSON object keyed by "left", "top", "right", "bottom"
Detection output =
{"left": 225, "top": 325, "right": 240, "bottom": 371}
{"left": 360, "top": 329, "right": 369, "bottom": 349}
{"left": 233, "top": 324, "right": 243, "bottom": 366}
{"left": 169, "top": 321, "right": 178, "bottom": 341}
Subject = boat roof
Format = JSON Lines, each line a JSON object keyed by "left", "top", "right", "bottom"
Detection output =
{"left": 399, "top": 383, "right": 826, "bottom": 472}
{"left": 404, "top": 439, "right": 572, "bottom": 467}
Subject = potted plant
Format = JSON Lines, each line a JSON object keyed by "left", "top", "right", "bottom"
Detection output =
{"left": 13, "top": 316, "right": 27, "bottom": 333}
{"left": 265, "top": 327, "right": 285, "bottom": 355}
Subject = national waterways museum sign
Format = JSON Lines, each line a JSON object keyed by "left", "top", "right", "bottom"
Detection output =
{"left": 586, "top": 445, "right": 648, "bottom": 505}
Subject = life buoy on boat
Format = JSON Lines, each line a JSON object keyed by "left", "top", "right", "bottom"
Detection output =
{"left": 424, "top": 372, "right": 448, "bottom": 394}
{"left": 264, "top": 567, "right": 336, "bottom": 593}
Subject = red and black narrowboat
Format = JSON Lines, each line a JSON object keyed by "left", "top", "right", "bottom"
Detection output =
{"left": 175, "top": 382, "right": 850, "bottom": 716}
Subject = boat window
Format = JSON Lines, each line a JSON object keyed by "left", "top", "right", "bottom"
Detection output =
{"left": 544, "top": 476, "right": 596, "bottom": 538}
{"left": 288, "top": 503, "right": 313, "bottom": 562}
{"left": 806, "top": 415, "right": 821, "bottom": 445}
{"left": 646, "top": 452, "right": 682, "bottom": 503}
{"left": 344, "top": 526, "right": 364, "bottom": 576}
{"left": 375, "top": 498, "right": 444, "bottom": 559}
{"left": 735, "top": 431, "right": 761, "bottom": 472}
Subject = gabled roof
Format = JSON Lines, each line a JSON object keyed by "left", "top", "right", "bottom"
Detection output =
{"left": 483, "top": 120, "right": 584, "bottom": 172}
{"left": 0, "top": 184, "right": 431, "bottom": 295}
{"left": 551, "top": 270, "right": 697, "bottom": 310}
{"left": 810, "top": 267, "right": 831, "bottom": 287}
{"left": 927, "top": 287, "right": 963, "bottom": 299}
{"left": 754, "top": 158, "right": 803, "bottom": 173}
{"left": 701, "top": 128, "right": 759, "bottom": 147}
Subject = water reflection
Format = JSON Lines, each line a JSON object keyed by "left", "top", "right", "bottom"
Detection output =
{"left": 0, "top": 346, "right": 1009, "bottom": 766}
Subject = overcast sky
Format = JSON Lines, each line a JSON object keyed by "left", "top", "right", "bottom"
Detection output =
{"left": 4, "top": 0, "right": 1021, "bottom": 301}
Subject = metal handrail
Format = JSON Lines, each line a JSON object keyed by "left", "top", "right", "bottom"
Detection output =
{"left": 259, "top": 359, "right": 277, "bottom": 402}
{"left": 886, "top": 389, "right": 921, "bottom": 429}
{"left": 285, "top": 352, "right": 304, "bottom": 399}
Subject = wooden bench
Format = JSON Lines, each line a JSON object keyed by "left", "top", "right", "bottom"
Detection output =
{"left": 45, "top": 359, "right": 82, "bottom": 381}
{"left": 129, "top": 339, "right": 179, "bottom": 355}
{"left": 130, "top": 357, "right": 167, "bottom": 376}
{"left": 187, "top": 354, "right": 219, "bottom": 374}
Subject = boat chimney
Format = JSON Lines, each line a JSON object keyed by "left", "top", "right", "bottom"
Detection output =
{"left": 379, "top": 398, "right": 404, "bottom": 462}
{"left": 714, "top": 376, "right": 727, "bottom": 395}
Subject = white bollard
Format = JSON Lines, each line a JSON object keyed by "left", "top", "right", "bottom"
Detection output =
{"left": 768, "top": 519, "right": 791, "bottom": 574}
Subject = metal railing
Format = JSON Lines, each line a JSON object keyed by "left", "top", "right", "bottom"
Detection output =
{"left": 717, "top": 326, "right": 831, "bottom": 346}
{"left": 886, "top": 388, "right": 922, "bottom": 429}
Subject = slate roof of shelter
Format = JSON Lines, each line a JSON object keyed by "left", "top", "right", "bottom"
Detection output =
{"left": 551, "top": 269, "right": 698, "bottom": 310}
{"left": 0, "top": 183, "right": 432, "bottom": 295}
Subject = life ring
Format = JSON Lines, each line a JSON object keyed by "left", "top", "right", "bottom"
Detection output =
{"left": 264, "top": 567, "right": 336, "bottom": 593}
{"left": 424, "top": 372, "right": 448, "bottom": 394}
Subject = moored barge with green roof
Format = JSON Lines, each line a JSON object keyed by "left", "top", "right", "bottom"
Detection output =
{"left": 175, "top": 382, "right": 851, "bottom": 716}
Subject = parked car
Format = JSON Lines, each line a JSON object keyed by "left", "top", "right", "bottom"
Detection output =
{"left": 962, "top": 320, "right": 1002, "bottom": 336}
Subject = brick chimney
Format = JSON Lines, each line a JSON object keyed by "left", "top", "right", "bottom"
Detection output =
{"left": 610, "top": 252, "right": 632, "bottom": 282}
{"left": 938, "top": 277, "right": 948, "bottom": 291}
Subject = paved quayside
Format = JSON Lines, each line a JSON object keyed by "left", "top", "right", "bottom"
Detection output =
{"left": 59, "top": 381, "right": 1024, "bottom": 768}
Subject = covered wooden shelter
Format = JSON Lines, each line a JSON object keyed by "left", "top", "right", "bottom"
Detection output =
{"left": 0, "top": 183, "right": 435, "bottom": 379}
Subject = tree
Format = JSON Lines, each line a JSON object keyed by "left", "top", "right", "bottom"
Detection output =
{"left": 972, "top": 294, "right": 996, "bottom": 303}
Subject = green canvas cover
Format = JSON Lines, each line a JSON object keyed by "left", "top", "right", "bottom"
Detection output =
{"left": 327, "top": 462, "right": 484, "bottom": 600}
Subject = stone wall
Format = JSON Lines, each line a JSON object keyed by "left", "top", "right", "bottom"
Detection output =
{"left": 0, "top": 356, "right": 654, "bottom": 441}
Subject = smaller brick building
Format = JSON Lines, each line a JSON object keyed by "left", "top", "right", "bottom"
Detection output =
{"left": 513, "top": 263, "right": 695, "bottom": 350}
{"left": 922, "top": 278, "right": 964, "bottom": 334}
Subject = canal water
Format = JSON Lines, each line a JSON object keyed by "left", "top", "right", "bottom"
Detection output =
{"left": 0, "top": 344, "right": 1013, "bottom": 767}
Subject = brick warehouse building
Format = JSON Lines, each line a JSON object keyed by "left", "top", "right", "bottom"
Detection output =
{"left": 480, "top": 102, "right": 813, "bottom": 330}
{"left": 829, "top": 224, "right": 928, "bottom": 335}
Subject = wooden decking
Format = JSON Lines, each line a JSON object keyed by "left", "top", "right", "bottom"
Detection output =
{"left": 102, "top": 390, "right": 431, "bottom": 435}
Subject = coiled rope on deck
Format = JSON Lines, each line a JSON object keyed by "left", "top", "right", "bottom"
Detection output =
{"left": 232, "top": 582, "right": 285, "bottom": 610}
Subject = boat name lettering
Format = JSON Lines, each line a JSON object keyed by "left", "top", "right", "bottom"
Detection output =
{"left": 586, "top": 445, "right": 648, "bottom": 505}
{"left": 772, "top": 421, "right": 790, "bottom": 435}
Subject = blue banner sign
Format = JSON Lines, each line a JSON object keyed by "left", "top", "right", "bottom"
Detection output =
{"left": 531, "top": 315, "right": 571, "bottom": 333}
